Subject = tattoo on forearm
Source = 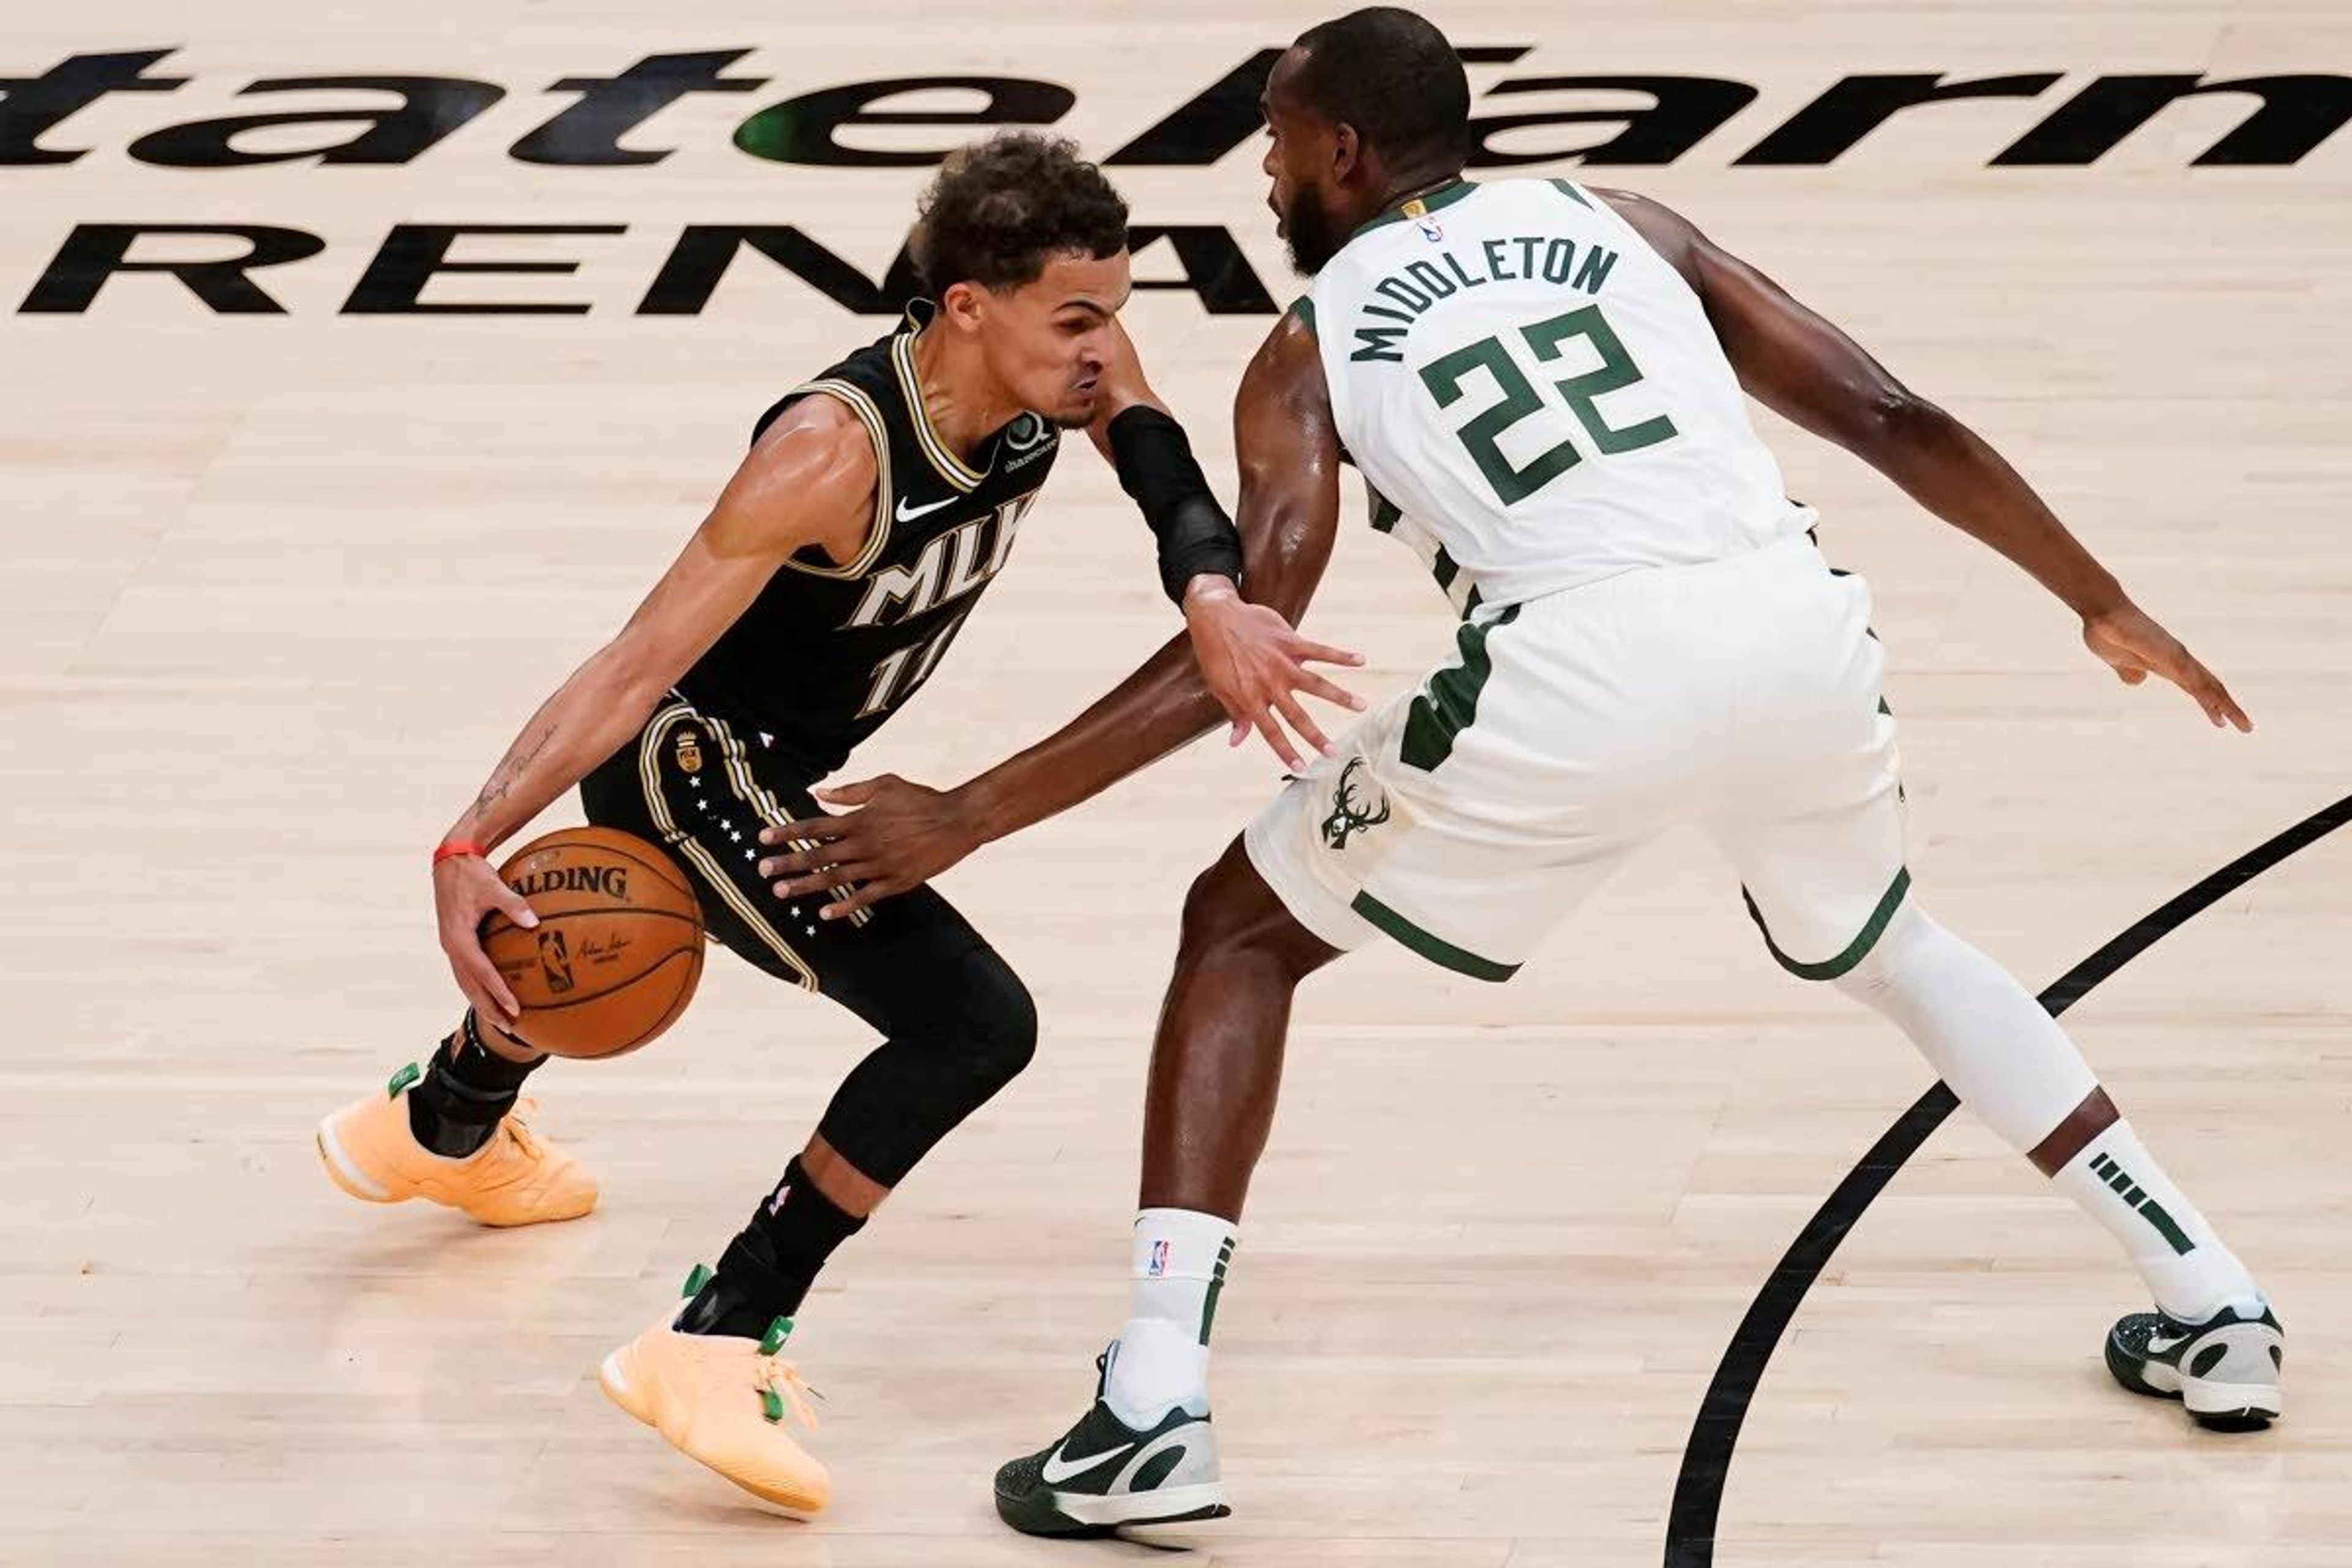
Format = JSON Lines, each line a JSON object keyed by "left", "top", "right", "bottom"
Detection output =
{"left": 464, "top": 723, "right": 554, "bottom": 827}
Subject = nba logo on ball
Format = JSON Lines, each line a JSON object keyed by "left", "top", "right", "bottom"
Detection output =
{"left": 1148, "top": 1240, "right": 1170, "bottom": 1277}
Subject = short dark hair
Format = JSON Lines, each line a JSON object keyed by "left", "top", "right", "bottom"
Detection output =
{"left": 910, "top": 132, "right": 1129, "bottom": 295}
{"left": 1291, "top": 7, "right": 1471, "bottom": 171}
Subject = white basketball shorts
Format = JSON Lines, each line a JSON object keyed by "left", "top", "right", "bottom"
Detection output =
{"left": 1245, "top": 533, "right": 1907, "bottom": 982}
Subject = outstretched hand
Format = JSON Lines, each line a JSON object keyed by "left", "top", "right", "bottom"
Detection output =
{"left": 2082, "top": 603, "right": 2251, "bottom": 732}
{"left": 756, "top": 774, "right": 982, "bottom": 919}
{"left": 1182, "top": 576, "right": 1366, "bottom": 771}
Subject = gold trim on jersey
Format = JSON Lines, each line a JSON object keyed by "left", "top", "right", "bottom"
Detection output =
{"left": 699, "top": 710, "right": 873, "bottom": 929}
{"left": 635, "top": 701, "right": 821, "bottom": 989}
{"left": 776, "top": 377, "right": 895, "bottom": 580}
{"left": 892, "top": 329, "right": 988, "bottom": 492}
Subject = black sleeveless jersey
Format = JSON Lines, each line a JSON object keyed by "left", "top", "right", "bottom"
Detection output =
{"left": 676, "top": 302, "right": 1063, "bottom": 777}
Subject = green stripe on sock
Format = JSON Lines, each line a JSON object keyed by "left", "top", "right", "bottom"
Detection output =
{"left": 2138, "top": 1199, "right": 2198, "bottom": 1256}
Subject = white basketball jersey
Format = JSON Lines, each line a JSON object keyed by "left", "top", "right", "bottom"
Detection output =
{"left": 1304, "top": 177, "right": 1815, "bottom": 613}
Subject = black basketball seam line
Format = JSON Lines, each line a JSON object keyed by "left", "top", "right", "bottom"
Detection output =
{"left": 1664, "top": 789, "right": 2352, "bottom": 1568}
{"left": 505, "top": 832, "right": 699, "bottom": 903}
{"left": 494, "top": 945, "right": 702, "bottom": 1014}
{"left": 483, "top": 907, "right": 703, "bottom": 941}
{"left": 614, "top": 948, "right": 706, "bottom": 1053}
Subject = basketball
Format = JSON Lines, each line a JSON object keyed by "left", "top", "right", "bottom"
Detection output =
{"left": 480, "top": 826, "right": 704, "bottom": 1060}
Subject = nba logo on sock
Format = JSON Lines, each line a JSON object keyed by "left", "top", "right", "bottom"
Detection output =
{"left": 1148, "top": 1240, "right": 1170, "bottom": 1277}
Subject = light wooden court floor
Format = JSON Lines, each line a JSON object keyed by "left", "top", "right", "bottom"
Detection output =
{"left": 1, "top": 1, "right": 2346, "bottom": 1562}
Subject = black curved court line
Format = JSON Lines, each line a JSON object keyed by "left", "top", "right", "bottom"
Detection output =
{"left": 1664, "top": 790, "right": 2352, "bottom": 1568}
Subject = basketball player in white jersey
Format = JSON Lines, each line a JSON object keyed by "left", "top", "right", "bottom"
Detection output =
{"left": 927, "top": 7, "right": 2280, "bottom": 1534}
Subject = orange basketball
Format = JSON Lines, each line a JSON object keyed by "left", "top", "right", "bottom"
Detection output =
{"left": 480, "top": 825, "right": 704, "bottom": 1060}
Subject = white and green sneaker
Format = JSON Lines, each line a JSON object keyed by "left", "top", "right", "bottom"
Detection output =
{"left": 2105, "top": 1299, "right": 2283, "bottom": 1431}
{"left": 995, "top": 1349, "right": 1229, "bottom": 1537}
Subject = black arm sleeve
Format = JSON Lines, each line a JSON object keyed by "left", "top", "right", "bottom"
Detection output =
{"left": 1105, "top": 405, "right": 1246, "bottom": 603}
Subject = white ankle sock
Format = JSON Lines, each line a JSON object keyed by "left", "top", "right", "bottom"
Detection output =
{"left": 1102, "top": 1207, "right": 1233, "bottom": 1426}
{"left": 2052, "top": 1119, "right": 2258, "bottom": 1322}
{"left": 1833, "top": 904, "right": 2259, "bottom": 1320}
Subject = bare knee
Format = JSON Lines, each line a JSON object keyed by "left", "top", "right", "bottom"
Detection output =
{"left": 1178, "top": 837, "right": 1340, "bottom": 986}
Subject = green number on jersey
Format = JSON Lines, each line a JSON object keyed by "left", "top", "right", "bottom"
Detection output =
{"left": 1415, "top": 304, "right": 1679, "bottom": 508}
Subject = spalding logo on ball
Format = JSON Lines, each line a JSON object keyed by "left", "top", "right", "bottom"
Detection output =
{"left": 481, "top": 826, "right": 706, "bottom": 1059}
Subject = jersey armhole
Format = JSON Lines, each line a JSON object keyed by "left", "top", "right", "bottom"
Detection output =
{"left": 1287, "top": 295, "right": 1317, "bottom": 343}
{"left": 774, "top": 379, "right": 894, "bottom": 580}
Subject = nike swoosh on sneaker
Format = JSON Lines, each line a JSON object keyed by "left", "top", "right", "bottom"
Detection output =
{"left": 896, "top": 494, "right": 957, "bottom": 523}
{"left": 1040, "top": 1439, "right": 1135, "bottom": 1485}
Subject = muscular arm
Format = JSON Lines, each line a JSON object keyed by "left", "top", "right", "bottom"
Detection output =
{"left": 1599, "top": 187, "right": 2126, "bottom": 614}
{"left": 959, "top": 311, "right": 1345, "bottom": 843}
{"left": 441, "top": 403, "right": 877, "bottom": 851}
{"left": 1599, "top": 187, "right": 2246, "bottom": 729}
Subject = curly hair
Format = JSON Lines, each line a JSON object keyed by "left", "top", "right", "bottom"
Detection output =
{"left": 910, "top": 132, "right": 1130, "bottom": 295}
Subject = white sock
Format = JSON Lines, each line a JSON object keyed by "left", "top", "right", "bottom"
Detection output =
{"left": 2052, "top": 1119, "right": 2257, "bottom": 1322}
{"left": 1834, "top": 903, "right": 2256, "bottom": 1321}
{"left": 1102, "top": 1207, "right": 1233, "bottom": 1426}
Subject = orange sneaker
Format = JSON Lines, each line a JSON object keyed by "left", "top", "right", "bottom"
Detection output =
{"left": 600, "top": 1269, "right": 831, "bottom": 1515}
{"left": 315, "top": 1062, "right": 597, "bottom": 1227}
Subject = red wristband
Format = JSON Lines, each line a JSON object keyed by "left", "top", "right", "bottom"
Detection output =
{"left": 432, "top": 840, "right": 488, "bottom": 866}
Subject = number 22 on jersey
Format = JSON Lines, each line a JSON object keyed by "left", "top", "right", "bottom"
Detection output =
{"left": 1417, "top": 303, "right": 1679, "bottom": 508}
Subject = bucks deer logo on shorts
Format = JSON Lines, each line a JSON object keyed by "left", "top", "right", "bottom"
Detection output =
{"left": 673, "top": 730, "right": 703, "bottom": 775}
{"left": 1321, "top": 757, "right": 1393, "bottom": 850}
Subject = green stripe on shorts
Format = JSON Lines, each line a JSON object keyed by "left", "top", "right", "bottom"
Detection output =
{"left": 1741, "top": 865, "right": 1912, "bottom": 982}
{"left": 1350, "top": 891, "right": 1521, "bottom": 982}
{"left": 1400, "top": 603, "right": 1520, "bottom": 772}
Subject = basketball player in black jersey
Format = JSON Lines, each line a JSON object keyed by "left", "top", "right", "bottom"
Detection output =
{"left": 313, "top": 133, "right": 1362, "bottom": 1512}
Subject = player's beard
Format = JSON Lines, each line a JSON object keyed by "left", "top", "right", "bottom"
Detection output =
{"left": 1281, "top": 180, "right": 1344, "bottom": 276}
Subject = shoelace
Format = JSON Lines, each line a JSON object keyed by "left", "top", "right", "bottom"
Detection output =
{"left": 752, "top": 1316, "right": 824, "bottom": 1427}
{"left": 500, "top": 1099, "right": 546, "bottom": 1161}
{"left": 752, "top": 1357, "right": 821, "bottom": 1428}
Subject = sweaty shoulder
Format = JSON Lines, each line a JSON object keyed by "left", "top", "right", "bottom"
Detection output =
{"left": 1245, "top": 303, "right": 1330, "bottom": 409}
{"left": 710, "top": 394, "right": 878, "bottom": 566}
{"left": 1590, "top": 187, "right": 1704, "bottom": 290}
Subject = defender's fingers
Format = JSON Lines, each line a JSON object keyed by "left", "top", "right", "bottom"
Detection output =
{"left": 760, "top": 820, "right": 850, "bottom": 848}
{"left": 1275, "top": 694, "right": 1335, "bottom": 760}
{"left": 821, "top": 877, "right": 906, "bottom": 918}
{"left": 773, "top": 864, "right": 861, "bottom": 898}
{"left": 1292, "top": 671, "right": 1366, "bottom": 710}
{"left": 758, "top": 846, "right": 840, "bottom": 879}
{"left": 2185, "top": 666, "right": 2252, "bottom": 732}
{"left": 813, "top": 778, "right": 883, "bottom": 807}
{"left": 1251, "top": 709, "right": 1305, "bottom": 772}
{"left": 1288, "top": 638, "right": 1367, "bottom": 668}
